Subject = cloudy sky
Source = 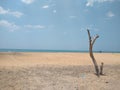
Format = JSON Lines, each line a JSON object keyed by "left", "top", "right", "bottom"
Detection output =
{"left": 0, "top": 0, "right": 120, "bottom": 51}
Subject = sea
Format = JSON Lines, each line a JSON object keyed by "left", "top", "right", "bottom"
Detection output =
{"left": 0, "top": 49, "right": 85, "bottom": 53}
{"left": 0, "top": 49, "right": 119, "bottom": 53}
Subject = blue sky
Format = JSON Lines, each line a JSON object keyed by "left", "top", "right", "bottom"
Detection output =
{"left": 0, "top": 0, "right": 120, "bottom": 51}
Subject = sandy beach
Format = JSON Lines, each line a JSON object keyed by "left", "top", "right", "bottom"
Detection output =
{"left": 0, "top": 52, "right": 120, "bottom": 90}
{"left": 0, "top": 52, "right": 120, "bottom": 66}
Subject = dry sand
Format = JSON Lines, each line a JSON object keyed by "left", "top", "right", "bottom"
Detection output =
{"left": 0, "top": 52, "right": 120, "bottom": 90}
{"left": 0, "top": 52, "right": 120, "bottom": 66}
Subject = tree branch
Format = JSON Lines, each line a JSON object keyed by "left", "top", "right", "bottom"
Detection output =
{"left": 91, "top": 34, "right": 99, "bottom": 46}
{"left": 87, "top": 29, "right": 92, "bottom": 45}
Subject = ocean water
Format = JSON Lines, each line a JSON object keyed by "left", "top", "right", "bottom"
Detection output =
{"left": 0, "top": 49, "right": 119, "bottom": 53}
{"left": 0, "top": 49, "right": 85, "bottom": 53}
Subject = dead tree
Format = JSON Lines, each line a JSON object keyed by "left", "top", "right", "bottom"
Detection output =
{"left": 100, "top": 62, "right": 104, "bottom": 75}
{"left": 87, "top": 29, "right": 100, "bottom": 76}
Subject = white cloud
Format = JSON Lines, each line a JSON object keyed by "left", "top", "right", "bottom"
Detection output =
{"left": 42, "top": 5, "right": 49, "bottom": 9}
{"left": 0, "top": 6, "right": 9, "bottom": 14}
{"left": 0, "top": 6, "right": 23, "bottom": 18}
{"left": 53, "top": 10, "right": 56, "bottom": 13}
{"left": 24, "top": 25, "right": 45, "bottom": 29}
{"left": 86, "top": 0, "right": 94, "bottom": 7}
{"left": 10, "top": 11, "right": 23, "bottom": 18}
{"left": 0, "top": 20, "right": 45, "bottom": 32}
{"left": 96, "top": 0, "right": 114, "bottom": 3}
{"left": 86, "top": 0, "right": 114, "bottom": 7}
{"left": 21, "top": 0, "right": 35, "bottom": 4}
{"left": 0, "top": 20, "right": 19, "bottom": 32}
{"left": 107, "top": 11, "right": 115, "bottom": 17}
{"left": 69, "top": 16, "right": 77, "bottom": 19}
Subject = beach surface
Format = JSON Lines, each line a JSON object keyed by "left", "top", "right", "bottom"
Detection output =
{"left": 0, "top": 52, "right": 120, "bottom": 90}
{"left": 0, "top": 52, "right": 120, "bottom": 66}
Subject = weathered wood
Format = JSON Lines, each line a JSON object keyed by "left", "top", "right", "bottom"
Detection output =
{"left": 87, "top": 29, "right": 100, "bottom": 76}
{"left": 100, "top": 62, "right": 104, "bottom": 75}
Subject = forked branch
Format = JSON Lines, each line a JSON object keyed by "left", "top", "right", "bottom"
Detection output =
{"left": 91, "top": 35, "right": 99, "bottom": 46}
{"left": 87, "top": 29, "right": 100, "bottom": 76}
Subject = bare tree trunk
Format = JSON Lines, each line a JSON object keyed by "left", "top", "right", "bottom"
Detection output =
{"left": 87, "top": 29, "right": 100, "bottom": 76}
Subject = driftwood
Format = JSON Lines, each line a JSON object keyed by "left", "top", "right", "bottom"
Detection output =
{"left": 100, "top": 62, "right": 104, "bottom": 75}
{"left": 87, "top": 29, "right": 100, "bottom": 76}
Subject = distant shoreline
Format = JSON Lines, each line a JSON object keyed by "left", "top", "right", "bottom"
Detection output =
{"left": 0, "top": 49, "right": 120, "bottom": 53}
